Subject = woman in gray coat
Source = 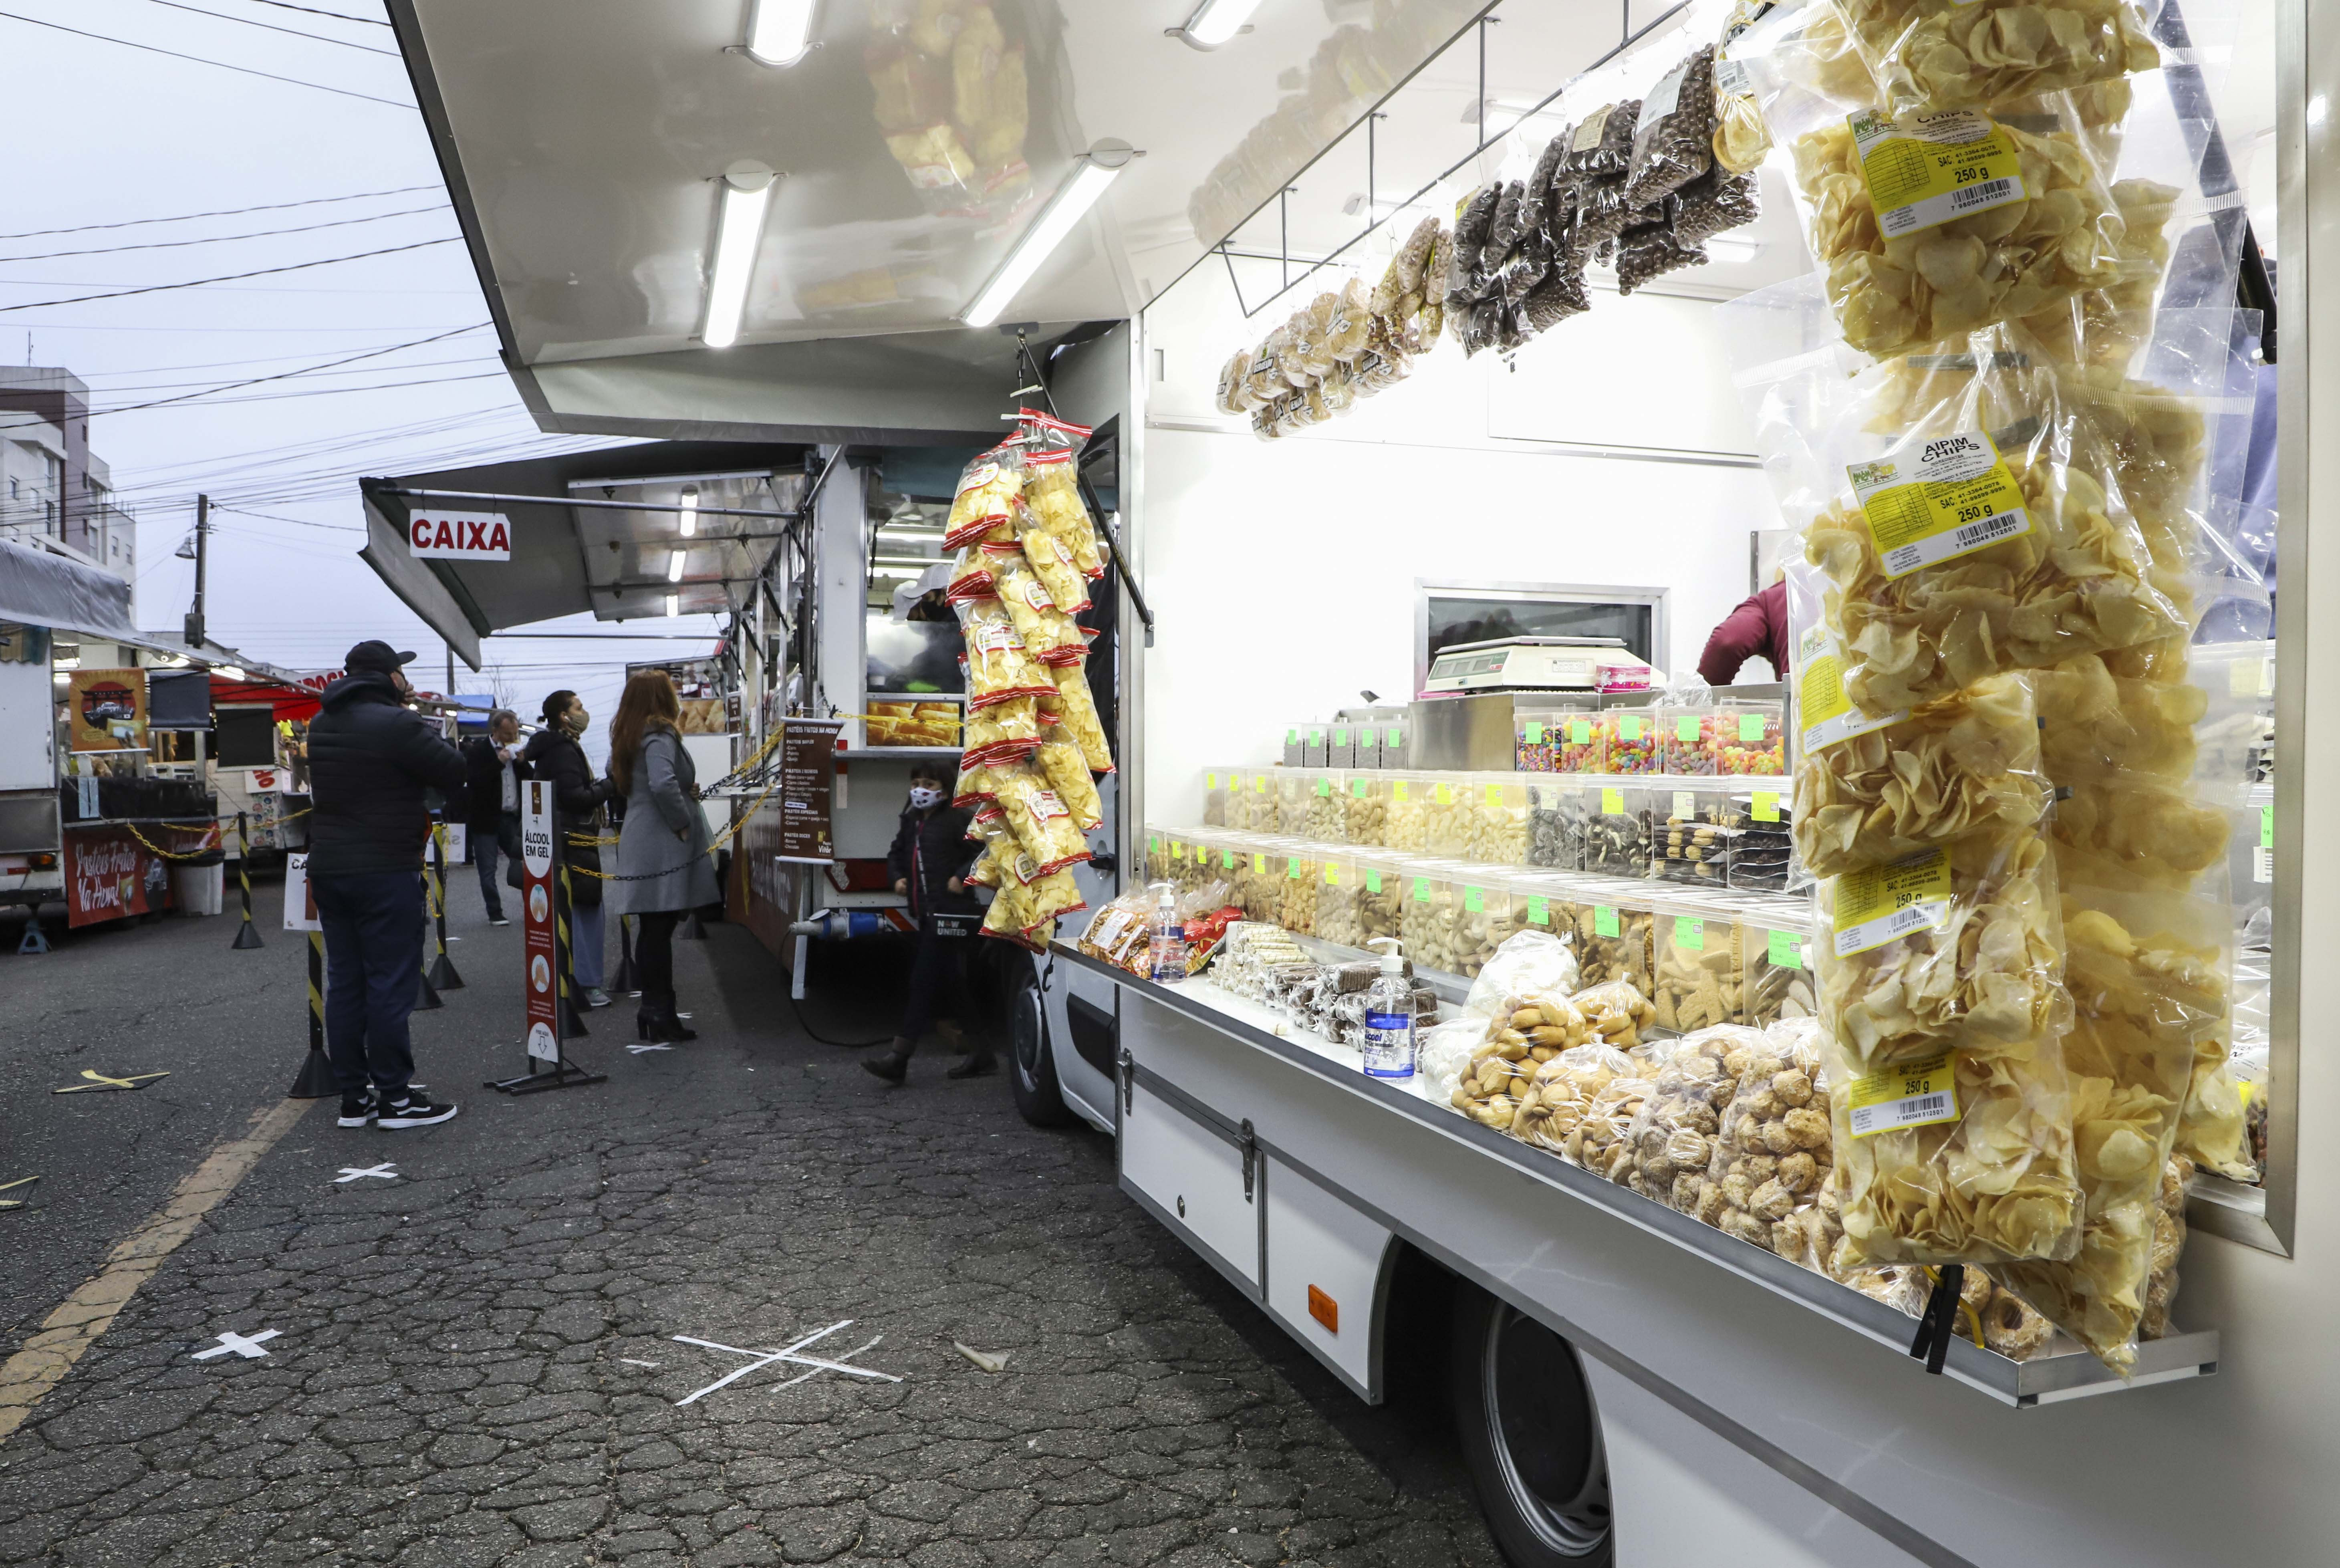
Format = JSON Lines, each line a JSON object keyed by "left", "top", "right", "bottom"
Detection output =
{"left": 607, "top": 670, "right": 720, "bottom": 1041}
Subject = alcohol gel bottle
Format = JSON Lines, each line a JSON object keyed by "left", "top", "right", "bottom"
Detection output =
{"left": 1360, "top": 937, "right": 1415, "bottom": 1079}
{"left": 1145, "top": 883, "right": 1188, "bottom": 985}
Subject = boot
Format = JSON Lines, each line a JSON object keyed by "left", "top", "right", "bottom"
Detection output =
{"left": 637, "top": 990, "right": 698, "bottom": 1043}
{"left": 861, "top": 1038, "right": 913, "bottom": 1084}
{"left": 945, "top": 1050, "right": 996, "bottom": 1079}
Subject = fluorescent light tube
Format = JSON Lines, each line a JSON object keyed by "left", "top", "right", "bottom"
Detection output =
{"left": 679, "top": 486, "right": 699, "bottom": 537}
{"left": 666, "top": 594, "right": 680, "bottom": 617}
{"left": 1178, "top": 0, "right": 1264, "bottom": 48}
{"left": 961, "top": 140, "right": 1133, "bottom": 328}
{"left": 703, "top": 162, "right": 776, "bottom": 349}
{"left": 745, "top": 0, "right": 817, "bottom": 65}
{"left": 667, "top": 549, "right": 687, "bottom": 582}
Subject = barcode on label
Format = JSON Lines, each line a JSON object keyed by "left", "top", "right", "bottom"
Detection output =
{"left": 1951, "top": 511, "right": 2025, "bottom": 550}
{"left": 1850, "top": 1092, "right": 1951, "bottom": 1137}
{"left": 1951, "top": 177, "right": 2017, "bottom": 210}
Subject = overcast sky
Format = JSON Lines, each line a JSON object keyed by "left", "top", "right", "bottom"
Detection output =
{"left": 4, "top": 0, "right": 723, "bottom": 761}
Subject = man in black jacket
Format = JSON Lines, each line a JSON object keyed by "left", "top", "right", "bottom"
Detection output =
{"left": 461, "top": 708, "right": 522, "bottom": 925}
{"left": 307, "top": 641, "right": 467, "bottom": 1129}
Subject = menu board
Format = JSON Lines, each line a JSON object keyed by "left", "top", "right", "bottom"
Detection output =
{"left": 777, "top": 720, "right": 843, "bottom": 863}
{"left": 69, "top": 668, "right": 146, "bottom": 753}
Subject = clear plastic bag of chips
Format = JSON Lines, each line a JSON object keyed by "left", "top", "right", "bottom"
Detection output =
{"left": 986, "top": 762, "right": 1091, "bottom": 875}
{"left": 944, "top": 443, "right": 1023, "bottom": 550}
{"left": 1830, "top": 0, "right": 2160, "bottom": 118}
{"left": 1038, "top": 661, "right": 1114, "bottom": 773}
{"left": 1034, "top": 730, "right": 1102, "bottom": 832}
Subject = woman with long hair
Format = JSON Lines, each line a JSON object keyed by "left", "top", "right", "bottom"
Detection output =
{"left": 607, "top": 670, "right": 720, "bottom": 1041}
{"left": 523, "top": 689, "right": 614, "bottom": 1007}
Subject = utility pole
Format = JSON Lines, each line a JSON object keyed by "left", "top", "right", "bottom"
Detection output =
{"left": 183, "top": 493, "right": 210, "bottom": 650}
{"left": 445, "top": 640, "right": 455, "bottom": 700}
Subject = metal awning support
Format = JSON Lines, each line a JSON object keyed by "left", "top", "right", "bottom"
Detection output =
{"left": 362, "top": 483, "right": 800, "bottom": 522}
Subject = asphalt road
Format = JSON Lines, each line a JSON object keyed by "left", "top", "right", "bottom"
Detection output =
{"left": 0, "top": 871, "right": 1501, "bottom": 1568}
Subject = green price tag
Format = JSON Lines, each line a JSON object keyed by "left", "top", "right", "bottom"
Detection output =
{"left": 1768, "top": 928, "right": 1805, "bottom": 969}
{"left": 1222, "top": 849, "right": 1237, "bottom": 869}
{"left": 1412, "top": 876, "right": 1431, "bottom": 903}
{"left": 1367, "top": 869, "right": 1383, "bottom": 893}
{"left": 1753, "top": 792, "right": 1780, "bottom": 823}
{"left": 1739, "top": 713, "right": 1766, "bottom": 744}
{"left": 1352, "top": 778, "right": 1367, "bottom": 798}
{"left": 1333, "top": 726, "right": 1350, "bottom": 745}
{"left": 1620, "top": 716, "right": 1643, "bottom": 741}
{"left": 1316, "top": 777, "right": 1330, "bottom": 796}
{"left": 1464, "top": 886, "right": 1485, "bottom": 913}
{"left": 1287, "top": 728, "right": 1298, "bottom": 744}
{"left": 1594, "top": 906, "right": 1620, "bottom": 938}
{"left": 2262, "top": 805, "right": 2275, "bottom": 848}
{"left": 1528, "top": 895, "right": 1550, "bottom": 926}
{"left": 1570, "top": 720, "right": 1592, "bottom": 744}
{"left": 1525, "top": 722, "right": 1545, "bottom": 743}
{"left": 1676, "top": 715, "right": 1699, "bottom": 743}
{"left": 1602, "top": 787, "right": 1624, "bottom": 816}
{"left": 1288, "top": 857, "right": 1304, "bottom": 880}
{"left": 1387, "top": 726, "right": 1403, "bottom": 748}
{"left": 1674, "top": 915, "right": 1703, "bottom": 951}
{"left": 1149, "top": 834, "right": 1159, "bottom": 853}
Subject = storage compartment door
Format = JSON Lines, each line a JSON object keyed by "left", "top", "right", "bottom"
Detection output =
{"left": 1262, "top": 1153, "right": 1393, "bottom": 1401}
{"left": 1119, "top": 1076, "right": 1260, "bottom": 1294}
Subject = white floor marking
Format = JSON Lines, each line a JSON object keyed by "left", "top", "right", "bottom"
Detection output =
{"left": 670, "top": 1321, "right": 902, "bottom": 1406}
{"left": 334, "top": 1164, "right": 398, "bottom": 1183}
{"left": 620, "top": 1358, "right": 661, "bottom": 1368}
{"left": 191, "top": 1329, "right": 280, "bottom": 1360}
{"left": 626, "top": 1043, "right": 673, "bottom": 1055}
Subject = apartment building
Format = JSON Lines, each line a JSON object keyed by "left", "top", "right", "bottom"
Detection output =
{"left": 0, "top": 367, "right": 136, "bottom": 615}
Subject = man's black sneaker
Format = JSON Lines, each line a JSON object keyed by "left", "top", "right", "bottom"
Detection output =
{"left": 379, "top": 1094, "right": 459, "bottom": 1129}
{"left": 488, "top": 915, "right": 511, "bottom": 927}
{"left": 337, "top": 1092, "right": 377, "bottom": 1128}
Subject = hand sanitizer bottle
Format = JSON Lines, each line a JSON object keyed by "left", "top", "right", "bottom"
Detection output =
{"left": 1360, "top": 937, "right": 1415, "bottom": 1080}
{"left": 1145, "top": 883, "right": 1188, "bottom": 985}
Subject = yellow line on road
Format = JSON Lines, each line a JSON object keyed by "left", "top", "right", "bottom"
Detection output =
{"left": 0, "top": 1096, "right": 313, "bottom": 1442}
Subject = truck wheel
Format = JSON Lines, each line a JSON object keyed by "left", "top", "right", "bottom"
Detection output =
{"left": 1449, "top": 1286, "right": 1614, "bottom": 1568}
{"left": 1009, "top": 973, "right": 1073, "bottom": 1128}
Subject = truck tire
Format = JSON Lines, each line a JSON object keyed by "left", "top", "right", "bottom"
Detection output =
{"left": 1009, "top": 972, "right": 1074, "bottom": 1128}
{"left": 1449, "top": 1285, "right": 1614, "bottom": 1568}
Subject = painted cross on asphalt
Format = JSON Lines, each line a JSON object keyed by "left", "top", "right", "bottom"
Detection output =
{"left": 335, "top": 1164, "right": 398, "bottom": 1183}
{"left": 191, "top": 1329, "right": 280, "bottom": 1360}
{"left": 671, "top": 1321, "right": 901, "bottom": 1406}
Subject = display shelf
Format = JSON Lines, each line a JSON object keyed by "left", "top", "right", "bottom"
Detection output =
{"left": 1057, "top": 942, "right": 2219, "bottom": 1408}
{"left": 843, "top": 746, "right": 964, "bottom": 758}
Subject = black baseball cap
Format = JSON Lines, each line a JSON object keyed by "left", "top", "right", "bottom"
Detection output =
{"left": 345, "top": 640, "right": 417, "bottom": 674}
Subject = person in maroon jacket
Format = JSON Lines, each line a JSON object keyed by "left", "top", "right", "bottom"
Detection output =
{"left": 1697, "top": 578, "right": 1791, "bottom": 686}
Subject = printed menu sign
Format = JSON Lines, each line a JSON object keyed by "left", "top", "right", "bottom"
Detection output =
{"left": 778, "top": 720, "right": 844, "bottom": 863}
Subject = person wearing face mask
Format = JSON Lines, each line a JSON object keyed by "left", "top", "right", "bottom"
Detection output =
{"left": 865, "top": 763, "right": 988, "bottom": 1083}
{"left": 522, "top": 689, "right": 617, "bottom": 1008}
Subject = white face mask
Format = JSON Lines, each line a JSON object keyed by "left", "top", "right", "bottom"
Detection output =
{"left": 908, "top": 786, "right": 943, "bottom": 809}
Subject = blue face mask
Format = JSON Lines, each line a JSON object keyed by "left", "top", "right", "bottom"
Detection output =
{"left": 909, "top": 786, "right": 943, "bottom": 809}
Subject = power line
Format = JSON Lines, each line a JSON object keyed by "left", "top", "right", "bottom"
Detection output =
{"left": 97, "top": 368, "right": 505, "bottom": 413}
{"left": 90, "top": 321, "right": 486, "bottom": 410}
{"left": 80, "top": 349, "right": 494, "bottom": 394}
{"left": 240, "top": 0, "right": 391, "bottom": 26}
{"left": 0, "top": 10, "right": 414, "bottom": 109}
{"left": 0, "top": 236, "right": 460, "bottom": 314}
{"left": 0, "top": 185, "right": 439, "bottom": 241}
{"left": 0, "top": 204, "right": 448, "bottom": 263}
{"left": 133, "top": 0, "right": 400, "bottom": 54}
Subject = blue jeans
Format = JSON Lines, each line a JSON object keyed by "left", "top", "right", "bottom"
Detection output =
{"left": 473, "top": 814, "right": 512, "bottom": 919}
{"left": 311, "top": 869, "right": 425, "bottom": 1101}
{"left": 570, "top": 899, "right": 605, "bottom": 990}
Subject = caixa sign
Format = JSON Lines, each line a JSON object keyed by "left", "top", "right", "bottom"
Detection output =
{"left": 408, "top": 509, "right": 511, "bottom": 560}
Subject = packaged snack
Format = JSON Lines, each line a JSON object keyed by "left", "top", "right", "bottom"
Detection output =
{"left": 944, "top": 445, "right": 1022, "bottom": 550}
{"left": 1742, "top": 909, "right": 1819, "bottom": 1026}
{"left": 1792, "top": 673, "right": 2050, "bottom": 878}
{"left": 1623, "top": 1024, "right": 1768, "bottom": 1211}
{"left": 962, "top": 696, "right": 1040, "bottom": 766}
{"left": 986, "top": 763, "right": 1091, "bottom": 875}
{"left": 958, "top": 597, "right": 1056, "bottom": 708}
{"left": 1616, "top": 220, "right": 1709, "bottom": 295}
{"left": 1787, "top": 107, "right": 2128, "bottom": 359}
{"left": 1022, "top": 447, "right": 1106, "bottom": 579}
{"left": 1673, "top": 165, "right": 1762, "bottom": 243}
{"left": 991, "top": 550, "right": 1085, "bottom": 666}
{"left": 1831, "top": 0, "right": 2160, "bottom": 118}
{"left": 1570, "top": 895, "right": 1653, "bottom": 992}
{"left": 1277, "top": 849, "right": 1320, "bottom": 937}
{"left": 1572, "top": 979, "right": 1661, "bottom": 1049}
{"left": 1035, "top": 730, "right": 1102, "bottom": 831}
{"left": 1584, "top": 784, "right": 1654, "bottom": 878}
{"left": 1708, "top": 1020, "right": 1842, "bottom": 1266}
{"left": 1527, "top": 780, "right": 1589, "bottom": 871}
{"left": 1653, "top": 906, "right": 1746, "bottom": 1032}
{"left": 1043, "top": 661, "right": 1115, "bottom": 773}
{"left": 1012, "top": 500, "right": 1091, "bottom": 613}
{"left": 1078, "top": 887, "right": 1155, "bottom": 969}
{"left": 2140, "top": 1155, "right": 2192, "bottom": 1340}
{"left": 1514, "top": 1039, "right": 1643, "bottom": 1154}
{"left": 1566, "top": 1067, "right": 1660, "bottom": 1179}
{"left": 1627, "top": 47, "right": 1717, "bottom": 206}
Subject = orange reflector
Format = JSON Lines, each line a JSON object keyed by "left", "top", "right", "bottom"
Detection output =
{"left": 1307, "top": 1285, "right": 1338, "bottom": 1334}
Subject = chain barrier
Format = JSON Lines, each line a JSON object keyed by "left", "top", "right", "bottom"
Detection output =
{"left": 122, "top": 822, "right": 223, "bottom": 861}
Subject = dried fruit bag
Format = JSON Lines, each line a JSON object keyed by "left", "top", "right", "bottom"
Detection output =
{"left": 1622, "top": 1025, "right": 1766, "bottom": 1213}
{"left": 1513, "top": 1042, "right": 1642, "bottom": 1156}
{"left": 1708, "top": 1019, "right": 1844, "bottom": 1270}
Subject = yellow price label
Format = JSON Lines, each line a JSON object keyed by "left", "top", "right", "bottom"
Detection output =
{"left": 1850, "top": 108, "right": 2026, "bottom": 238}
{"left": 1833, "top": 849, "right": 1953, "bottom": 957}
{"left": 1846, "top": 1051, "right": 1959, "bottom": 1138}
{"left": 1848, "top": 428, "right": 2031, "bottom": 580}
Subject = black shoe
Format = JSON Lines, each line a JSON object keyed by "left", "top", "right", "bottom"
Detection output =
{"left": 337, "top": 1091, "right": 377, "bottom": 1127}
{"left": 945, "top": 1054, "right": 997, "bottom": 1080}
{"left": 487, "top": 915, "right": 511, "bottom": 927}
{"left": 379, "top": 1093, "right": 459, "bottom": 1129}
{"left": 861, "top": 1052, "right": 909, "bottom": 1084}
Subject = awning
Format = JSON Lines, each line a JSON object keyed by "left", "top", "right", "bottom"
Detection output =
{"left": 0, "top": 537, "right": 139, "bottom": 643}
{"left": 356, "top": 439, "right": 816, "bottom": 669}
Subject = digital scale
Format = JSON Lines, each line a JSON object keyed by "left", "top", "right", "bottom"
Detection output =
{"left": 1422, "top": 635, "right": 1651, "bottom": 695}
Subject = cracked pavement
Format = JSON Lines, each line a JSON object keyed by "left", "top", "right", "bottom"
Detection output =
{"left": 0, "top": 882, "right": 1502, "bottom": 1568}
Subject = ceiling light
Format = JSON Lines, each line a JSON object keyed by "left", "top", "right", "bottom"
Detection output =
{"left": 961, "top": 140, "right": 1135, "bottom": 329}
{"left": 667, "top": 548, "right": 687, "bottom": 582}
{"left": 679, "top": 485, "right": 699, "bottom": 538}
{"left": 52, "top": 670, "right": 68, "bottom": 683}
{"left": 1705, "top": 236, "right": 1764, "bottom": 264}
{"left": 703, "top": 161, "right": 776, "bottom": 349}
{"left": 744, "top": 0, "right": 816, "bottom": 65}
{"left": 1172, "top": 0, "right": 1264, "bottom": 49}
{"left": 666, "top": 593, "right": 680, "bottom": 618}
{"left": 217, "top": 665, "right": 246, "bottom": 681}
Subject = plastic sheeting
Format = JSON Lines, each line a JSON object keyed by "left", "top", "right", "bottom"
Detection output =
{"left": 0, "top": 538, "right": 138, "bottom": 641}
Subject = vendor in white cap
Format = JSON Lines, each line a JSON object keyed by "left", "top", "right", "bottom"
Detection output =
{"left": 891, "top": 561, "right": 956, "bottom": 623}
